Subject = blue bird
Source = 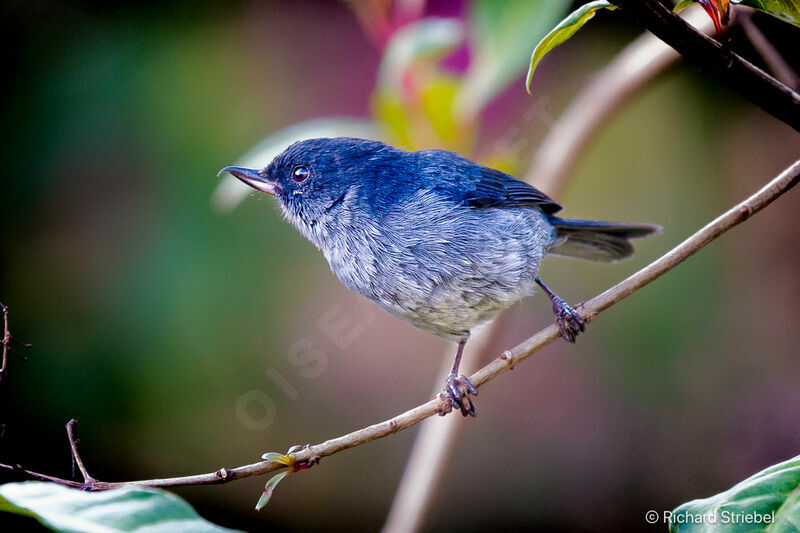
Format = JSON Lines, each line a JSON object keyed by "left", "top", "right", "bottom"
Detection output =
{"left": 219, "top": 137, "right": 659, "bottom": 416}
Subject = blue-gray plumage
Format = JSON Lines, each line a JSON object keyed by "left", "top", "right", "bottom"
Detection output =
{"left": 219, "top": 137, "right": 659, "bottom": 416}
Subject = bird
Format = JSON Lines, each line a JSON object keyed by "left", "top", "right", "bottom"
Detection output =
{"left": 219, "top": 137, "right": 659, "bottom": 417}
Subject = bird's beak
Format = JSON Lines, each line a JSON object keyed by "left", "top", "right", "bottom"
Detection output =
{"left": 217, "top": 166, "right": 281, "bottom": 196}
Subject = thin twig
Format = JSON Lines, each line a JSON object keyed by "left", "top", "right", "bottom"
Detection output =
{"left": 0, "top": 303, "right": 7, "bottom": 379}
{"left": 608, "top": 0, "right": 800, "bottom": 131}
{"left": 0, "top": 303, "right": 31, "bottom": 382}
{"left": 2, "top": 158, "right": 798, "bottom": 492}
{"left": 0, "top": 464, "right": 86, "bottom": 489}
{"left": 66, "top": 419, "right": 96, "bottom": 485}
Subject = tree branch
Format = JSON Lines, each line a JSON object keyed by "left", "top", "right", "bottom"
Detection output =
{"left": 608, "top": 0, "right": 800, "bottom": 131}
{"left": 3, "top": 158, "right": 799, "bottom": 492}
{"left": 0, "top": 303, "right": 31, "bottom": 382}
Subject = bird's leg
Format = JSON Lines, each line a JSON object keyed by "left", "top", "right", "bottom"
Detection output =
{"left": 440, "top": 339, "right": 479, "bottom": 417}
{"left": 535, "top": 277, "right": 585, "bottom": 343}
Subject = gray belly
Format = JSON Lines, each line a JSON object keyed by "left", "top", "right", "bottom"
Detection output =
{"left": 324, "top": 192, "right": 555, "bottom": 340}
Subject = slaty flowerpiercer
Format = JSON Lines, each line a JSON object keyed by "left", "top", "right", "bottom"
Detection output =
{"left": 219, "top": 137, "right": 659, "bottom": 416}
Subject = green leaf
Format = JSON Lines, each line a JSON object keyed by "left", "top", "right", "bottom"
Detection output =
{"left": 525, "top": 1, "right": 618, "bottom": 93}
{"left": 674, "top": 0, "right": 697, "bottom": 11}
{"left": 455, "top": 0, "right": 570, "bottom": 119}
{"left": 373, "top": 71, "right": 474, "bottom": 152}
{"left": 211, "top": 118, "right": 378, "bottom": 212}
{"left": 371, "top": 18, "right": 466, "bottom": 150}
{"left": 669, "top": 454, "right": 800, "bottom": 532}
{"left": 262, "top": 452, "right": 295, "bottom": 466}
{"left": 420, "top": 77, "right": 462, "bottom": 146}
{"left": 372, "top": 89, "right": 414, "bottom": 147}
{"left": 732, "top": 0, "right": 800, "bottom": 26}
{"left": 0, "top": 482, "right": 240, "bottom": 533}
{"left": 255, "top": 471, "right": 290, "bottom": 511}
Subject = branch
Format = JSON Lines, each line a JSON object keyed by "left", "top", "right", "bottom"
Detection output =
{"left": 608, "top": 0, "right": 800, "bottom": 131}
{"left": 3, "top": 158, "right": 799, "bottom": 492}
{"left": 0, "top": 303, "right": 31, "bottom": 382}
{"left": 66, "top": 419, "right": 96, "bottom": 485}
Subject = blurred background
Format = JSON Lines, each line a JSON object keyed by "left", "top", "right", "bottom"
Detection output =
{"left": 1, "top": 0, "right": 799, "bottom": 531}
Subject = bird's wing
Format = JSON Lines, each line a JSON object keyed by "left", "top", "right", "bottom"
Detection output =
{"left": 455, "top": 166, "right": 562, "bottom": 214}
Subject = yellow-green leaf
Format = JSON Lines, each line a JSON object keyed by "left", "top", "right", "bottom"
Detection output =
{"left": 526, "top": 1, "right": 618, "bottom": 93}
{"left": 674, "top": 0, "right": 697, "bottom": 11}
{"left": 262, "top": 452, "right": 295, "bottom": 467}
{"left": 420, "top": 77, "right": 461, "bottom": 147}
{"left": 372, "top": 89, "right": 414, "bottom": 147}
{"left": 255, "top": 471, "right": 290, "bottom": 511}
{"left": 732, "top": 0, "right": 800, "bottom": 26}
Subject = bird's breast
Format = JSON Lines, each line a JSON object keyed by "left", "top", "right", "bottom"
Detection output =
{"left": 320, "top": 193, "right": 555, "bottom": 338}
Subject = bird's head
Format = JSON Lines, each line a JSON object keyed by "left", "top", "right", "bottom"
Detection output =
{"left": 219, "top": 137, "right": 401, "bottom": 247}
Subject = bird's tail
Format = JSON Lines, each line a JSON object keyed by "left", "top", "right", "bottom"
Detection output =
{"left": 547, "top": 217, "right": 661, "bottom": 262}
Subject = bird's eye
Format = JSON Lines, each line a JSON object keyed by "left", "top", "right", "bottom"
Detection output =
{"left": 292, "top": 165, "right": 310, "bottom": 183}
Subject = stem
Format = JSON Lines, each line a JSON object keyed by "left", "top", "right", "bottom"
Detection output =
{"left": 66, "top": 420, "right": 96, "bottom": 484}
{"left": 0, "top": 303, "right": 31, "bottom": 382}
{"left": 0, "top": 303, "right": 7, "bottom": 378}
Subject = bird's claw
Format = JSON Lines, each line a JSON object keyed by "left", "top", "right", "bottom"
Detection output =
{"left": 551, "top": 296, "right": 585, "bottom": 343}
{"left": 439, "top": 373, "right": 478, "bottom": 417}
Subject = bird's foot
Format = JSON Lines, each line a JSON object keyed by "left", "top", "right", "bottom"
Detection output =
{"left": 439, "top": 373, "right": 478, "bottom": 417}
{"left": 551, "top": 296, "right": 585, "bottom": 343}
